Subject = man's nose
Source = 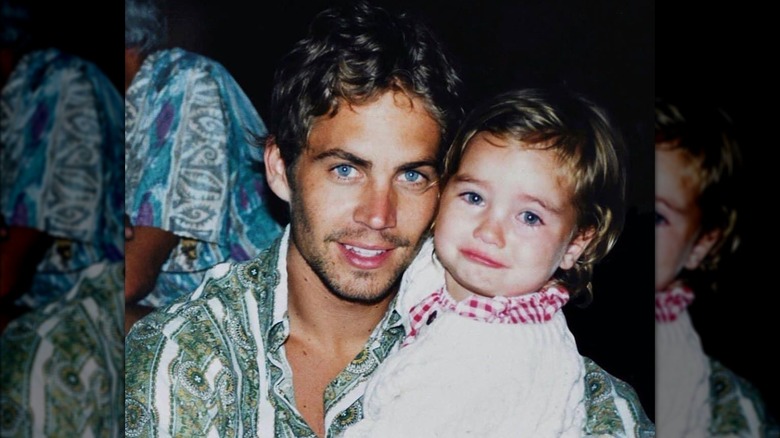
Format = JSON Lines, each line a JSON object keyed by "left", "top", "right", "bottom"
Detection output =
{"left": 354, "top": 182, "right": 397, "bottom": 230}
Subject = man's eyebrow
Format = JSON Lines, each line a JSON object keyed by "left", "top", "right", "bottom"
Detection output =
{"left": 398, "top": 159, "right": 438, "bottom": 173}
{"left": 312, "top": 149, "right": 371, "bottom": 168}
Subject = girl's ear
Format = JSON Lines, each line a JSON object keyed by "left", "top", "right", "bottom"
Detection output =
{"left": 264, "top": 137, "right": 291, "bottom": 203}
{"left": 684, "top": 228, "right": 722, "bottom": 270}
{"left": 559, "top": 227, "right": 596, "bottom": 270}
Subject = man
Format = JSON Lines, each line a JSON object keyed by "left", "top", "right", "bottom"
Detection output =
{"left": 125, "top": 2, "right": 462, "bottom": 437}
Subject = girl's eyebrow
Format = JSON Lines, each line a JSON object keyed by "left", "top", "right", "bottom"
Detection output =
{"left": 516, "top": 194, "right": 563, "bottom": 214}
{"left": 452, "top": 173, "right": 485, "bottom": 185}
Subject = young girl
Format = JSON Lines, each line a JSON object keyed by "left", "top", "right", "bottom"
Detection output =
{"left": 343, "top": 89, "right": 654, "bottom": 437}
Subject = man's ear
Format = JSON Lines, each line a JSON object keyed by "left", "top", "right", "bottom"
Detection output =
{"left": 559, "top": 227, "right": 596, "bottom": 270}
{"left": 264, "top": 137, "right": 291, "bottom": 203}
{"left": 684, "top": 228, "right": 722, "bottom": 270}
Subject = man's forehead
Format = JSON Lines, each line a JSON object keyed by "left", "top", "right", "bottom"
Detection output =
{"left": 304, "top": 91, "right": 441, "bottom": 159}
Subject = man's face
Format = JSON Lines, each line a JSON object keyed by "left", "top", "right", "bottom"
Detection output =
{"left": 287, "top": 91, "right": 441, "bottom": 303}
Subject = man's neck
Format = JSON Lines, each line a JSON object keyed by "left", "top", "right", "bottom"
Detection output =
{"left": 284, "top": 240, "right": 396, "bottom": 437}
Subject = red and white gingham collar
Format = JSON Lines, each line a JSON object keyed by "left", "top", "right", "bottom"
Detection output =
{"left": 655, "top": 285, "right": 695, "bottom": 323}
{"left": 404, "top": 286, "right": 569, "bottom": 346}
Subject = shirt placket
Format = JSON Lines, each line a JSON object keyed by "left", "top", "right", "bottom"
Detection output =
{"left": 265, "top": 316, "right": 319, "bottom": 437}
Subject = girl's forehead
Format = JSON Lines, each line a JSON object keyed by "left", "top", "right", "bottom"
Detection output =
{"left": 459, "top": 138, "right": 577, "bottom": 197}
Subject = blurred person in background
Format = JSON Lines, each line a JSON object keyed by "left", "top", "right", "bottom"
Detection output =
{"left": 123, "top": 0, "right": 281, "bottom": 333}
{"left": 0, "top": 1, "right": 125, "bottom": 436}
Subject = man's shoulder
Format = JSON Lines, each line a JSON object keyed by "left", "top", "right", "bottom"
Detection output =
{"left": 130, "top": 238, "right": 283, "bottom": 339}
{"left": 124, "top": 240, "right": 283, "bottom": 437}
{"left": 581, "top": 357, "right": 656, "bottom": 437}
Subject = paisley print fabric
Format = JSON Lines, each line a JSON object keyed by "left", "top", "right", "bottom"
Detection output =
{"left": 125, "top": 229, "right": 405, "bottom": 437}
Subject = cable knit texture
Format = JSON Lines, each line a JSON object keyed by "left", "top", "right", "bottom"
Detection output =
{"left": 344, "top": 244, "right": 586, "bottom": 437}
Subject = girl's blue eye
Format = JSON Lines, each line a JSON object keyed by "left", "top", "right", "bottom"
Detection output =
{"left": 521, "top": 211, "right": 541, "bottom": 226}
{"left": 463, "top": 192, "right": 482, "bottom": 205}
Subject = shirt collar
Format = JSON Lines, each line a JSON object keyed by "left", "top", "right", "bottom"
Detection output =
{"left": 266, "top": 226, "right": 291, "bottom": 352}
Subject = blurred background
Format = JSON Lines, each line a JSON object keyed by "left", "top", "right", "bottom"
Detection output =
{"left": 656, "top": 1, "right": 778, "bottom": 421}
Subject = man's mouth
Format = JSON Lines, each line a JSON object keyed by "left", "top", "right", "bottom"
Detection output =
{"left": 344, "top": 244, "right": 388, "bottom": 257}
{"left": 339, "top": 243, "right": 394, "bottom": 269}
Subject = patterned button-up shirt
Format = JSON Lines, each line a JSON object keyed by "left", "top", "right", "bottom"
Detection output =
{"left": 125, "top": 228, "right": 406, "bottom": 437}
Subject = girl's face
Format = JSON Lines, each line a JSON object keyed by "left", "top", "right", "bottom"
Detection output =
{"left": 655, "top": 144, "right": 717, "bottom": 291}
{"left": 434, "top": 132, "right": 593, "bottom": 301}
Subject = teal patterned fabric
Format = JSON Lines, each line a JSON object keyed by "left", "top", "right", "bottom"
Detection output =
{"left": 0, "top": 262, "right": 125, "bottom": 438}
{"left": 125, "top": 48, "right": 281, "bottom": 307}
{"left": 0, "top": 48, "right": 124, "bottom": 308}
{"left": 125, "top": 231, "right": 405, "bottom": 437}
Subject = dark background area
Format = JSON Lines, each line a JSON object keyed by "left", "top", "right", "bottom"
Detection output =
{"left": 165, "top": 0, "right": 655, "bottom": 419}
{"left": 15, "top": 0, "right": 656, "bottom": 422}
{"left": 656, "top": 2, "right": 779, "bottom": 421}
{"left": 20, "top": 3, "right": 125, "bottom": 93}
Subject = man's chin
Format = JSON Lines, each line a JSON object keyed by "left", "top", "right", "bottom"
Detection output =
{"left": 325, "top": 275, "right": 400, "bottom": 306}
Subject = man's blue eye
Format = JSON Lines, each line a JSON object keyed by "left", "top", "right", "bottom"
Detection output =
{"left": 403, "top": 170, "right": 424, "bottom": 183}
{"left": 521, "top": 212, "right": 541, "bottom": 225}
{"left": 335, "top": 165, "right": 354, "bottom": 178}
